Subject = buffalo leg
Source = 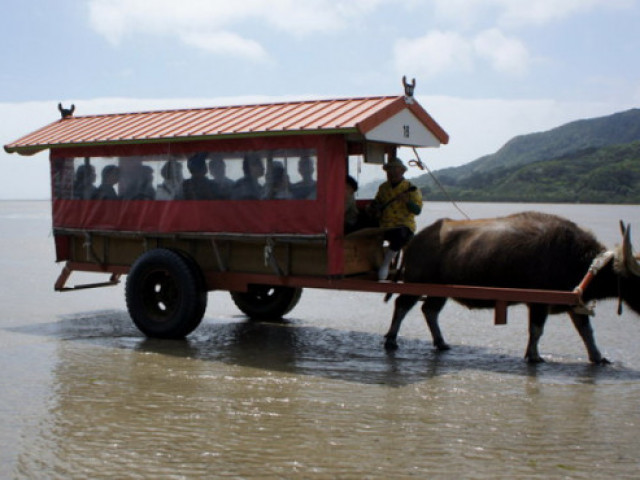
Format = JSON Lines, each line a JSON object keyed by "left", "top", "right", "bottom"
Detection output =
{"left": 421, "top": 296, "right": 449, "bottom": 350}
{"left": 384, "top": 294, "right": 419, "bottom": 350}
{"left": 525, "top": 303, "right": 548, "bottom": 363}
{"left": 569, "top": 311, "right": 609, "bottom": 364}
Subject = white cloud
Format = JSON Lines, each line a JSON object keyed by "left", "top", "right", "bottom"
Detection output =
{"left": 89, "top": 1, "right": 247, "bottom": 44}
{"left": 431, "top": 0, "right": 494, "bottom": 28}
{"left": 473, "top": 29, "right": 530, "bottom": 75}
{"left": 395, "top": 0, "right": 632, "bottom": 81}
{"left": 181, "top": 31, "right": 270, "bottom": 63}
{"left": 394, "top": 29, "right": 530, "bottom": 78}
{"left": 432, "top": 0, "right": 629, "bottom": 28}
{"left": 394, "top": 31, "right": 473, "bottom": 79}
{"left": 87, "top": 0, "right": 387, "bottom": 59}
{"left": 496, "top": 0, "right": 620, "bottom": 27}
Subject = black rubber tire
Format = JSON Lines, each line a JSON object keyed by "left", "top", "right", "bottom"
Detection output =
{"left": 172, "top": 249, "right": 209, "bottom": 324}
{"left": 230, "top": 285, "right": 302, "bottom": 320}
{"left": 125, "top": 249, "right": 207, "bottom": 338}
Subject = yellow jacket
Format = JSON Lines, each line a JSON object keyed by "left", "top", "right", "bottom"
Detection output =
{"left": 375, "top": 179, "right": 422, "bottom": 232}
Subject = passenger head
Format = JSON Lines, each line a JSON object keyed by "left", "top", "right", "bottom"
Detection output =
{"left": 161, "top": 160, "right": 183, "bottom": 182}
{"left": 75, "top": 164, "right": 96, "bottom": 184}
{"left": 141, "top": 165, "right": 154, "bottom": 185}
{"left": 73, "top": 164, "right": 97, "bottom": 199}
{"left": 346, "top": 175, "right": 358, "bottom": 194}
{"left": 346, "top": 175, "right": 358, "bottom": 201}
{"left": 101, "top": 165, "right": 120, "bottom": 185}
{"left": 187, "top": 153, "right": 208, "bottom": 177}
{"left": 298, "top": 155, "right": 315, "bottom": 180}
{"left": 208, "top": 156, "right": 226, "bottom": 179}
{"left": 242, "top": 154, "right": 265, "bottom": 179}
{"left": 269, "top": 162, "right": 287, "bottom": 186}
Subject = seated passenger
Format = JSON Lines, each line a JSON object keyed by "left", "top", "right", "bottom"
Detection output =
{"left": 290, "top": 155, "right": 317, "bottom": 199}
{"left": 157, "top": 159, "right": 184, "bottom": 200}
{"left": 131, "top": 165, "right": 156, "bottom": 200}
{"left": 231, "top": 154, "right": 265, "bottom": 200}
{"left": 265, "top": 162, "right": 292, "bottom": 199}
{"left": 118, "top": 157, "right": 142, "bottom": 200}
{"left": 208, "top": 155, "right": 234, "bottom": 199}
{"left": 73, "top": 164, "right": 97, "bottom": 199}
{"left": 183, "top": 153, "right": 216, "bottom": 200}
{"left": 344, "top": 175, "right": 360, "bottom": 233}
{"left": 93, "top": 165, "right": 120, "bottom": 200}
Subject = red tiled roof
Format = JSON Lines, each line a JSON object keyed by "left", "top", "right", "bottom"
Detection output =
{"left": 5, "top": 95, "right": 449, "bottom": 155}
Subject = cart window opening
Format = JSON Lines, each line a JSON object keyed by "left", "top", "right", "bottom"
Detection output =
{"left": 54, "top": 149, "right": 317, "bottom": 201}
{"left": 348, "top": 153, "right": 389, "bottom": 199}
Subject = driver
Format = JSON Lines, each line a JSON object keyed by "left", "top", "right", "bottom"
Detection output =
{"left": 370, "top": 158, "right": 422, "bottom": 280}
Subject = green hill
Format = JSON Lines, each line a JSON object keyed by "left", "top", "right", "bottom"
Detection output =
{"left": 416, "top": 108, "right": 640, "bottom": 203}
{"left": 420, "top": 142, "right": 640, "bottom": 203}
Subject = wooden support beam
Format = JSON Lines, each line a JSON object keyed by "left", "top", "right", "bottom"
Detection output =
{"left": 494, "top": 300, "right": 508, "bottom": 325}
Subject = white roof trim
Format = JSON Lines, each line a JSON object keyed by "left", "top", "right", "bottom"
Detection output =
{"left": 364, "top": 109, "right": 441, "bottom": 147}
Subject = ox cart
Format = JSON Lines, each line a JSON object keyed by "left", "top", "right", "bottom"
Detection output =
{"left": 4, "top": 88, "right": 586, "bottom": 340}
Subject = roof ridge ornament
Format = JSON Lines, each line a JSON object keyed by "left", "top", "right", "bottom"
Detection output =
{"left": 58, "top": 103, "right": 75, "bottom": 119}
{"left": 402, "top": 76, "right": 416, "bottom": 104}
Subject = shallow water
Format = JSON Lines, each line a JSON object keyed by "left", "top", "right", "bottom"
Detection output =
{"left": 1, "top": 201, "right": 640, "bottom": 479}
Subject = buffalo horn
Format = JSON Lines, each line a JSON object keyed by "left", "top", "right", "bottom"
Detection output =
{"left": 621, "top": 223, "right": 640, "bottom": 277}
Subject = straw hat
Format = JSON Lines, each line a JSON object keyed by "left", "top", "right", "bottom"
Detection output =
{"left": 383, "top": 158, "right": 407, "bottom": 172}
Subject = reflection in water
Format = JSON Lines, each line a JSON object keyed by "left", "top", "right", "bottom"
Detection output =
{"left": 9, "top": 311, "right": 640, "bottom": 478}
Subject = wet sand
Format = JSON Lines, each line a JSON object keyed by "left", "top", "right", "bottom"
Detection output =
{"left": 2, "top": 201, "right": 640, "bottom": 478}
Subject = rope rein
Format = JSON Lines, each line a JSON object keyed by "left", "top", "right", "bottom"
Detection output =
{"left": 410, "top": 147, "right": 471, "bottom": 220}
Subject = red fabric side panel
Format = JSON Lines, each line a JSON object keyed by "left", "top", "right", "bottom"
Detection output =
{"left": 321, "top": 136, "right": 347, "bottom": 275}
{"left": 52, "top": 198, "right": 324, "bottom": 234}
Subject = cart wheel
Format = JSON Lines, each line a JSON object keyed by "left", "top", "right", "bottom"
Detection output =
{"left": 126, "top": 249, "right": 207, "bottom": 338}
{"left": 230, "top": 285, "right": 302, "bottom": 320}
{"left": 173, "top": 249, "right": 209, "bottom": 324}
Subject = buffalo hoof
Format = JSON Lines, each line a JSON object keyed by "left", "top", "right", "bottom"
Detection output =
{"left": 526, "top": 355, "right": 546, "bottom": 364}
{"left": 592, "top": 357, "right": 611, "bottom": 365}
{"left": 384, "top": 337, "right": 399, "bottom": 351}
{"left": 435, "top": 342, "right": 451, "bottom": 351}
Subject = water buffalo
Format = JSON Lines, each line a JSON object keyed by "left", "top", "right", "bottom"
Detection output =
{"left": 384, "top": 211, "right": 640, "bottom": 363}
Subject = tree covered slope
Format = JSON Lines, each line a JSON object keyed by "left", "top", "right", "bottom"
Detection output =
{"left": 416, "top": 109, "right": 640, "bottom": 203}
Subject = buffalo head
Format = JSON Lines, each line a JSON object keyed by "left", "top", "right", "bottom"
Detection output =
{"left": 618, "top": 222, "right": 640, "bottom": 277}
{"left": 614, "top": 222, "right": 640, "bottom": 315}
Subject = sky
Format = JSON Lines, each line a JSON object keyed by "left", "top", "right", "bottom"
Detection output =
{"left": 2, "top": 0, "right": 640, "bottom": 199}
